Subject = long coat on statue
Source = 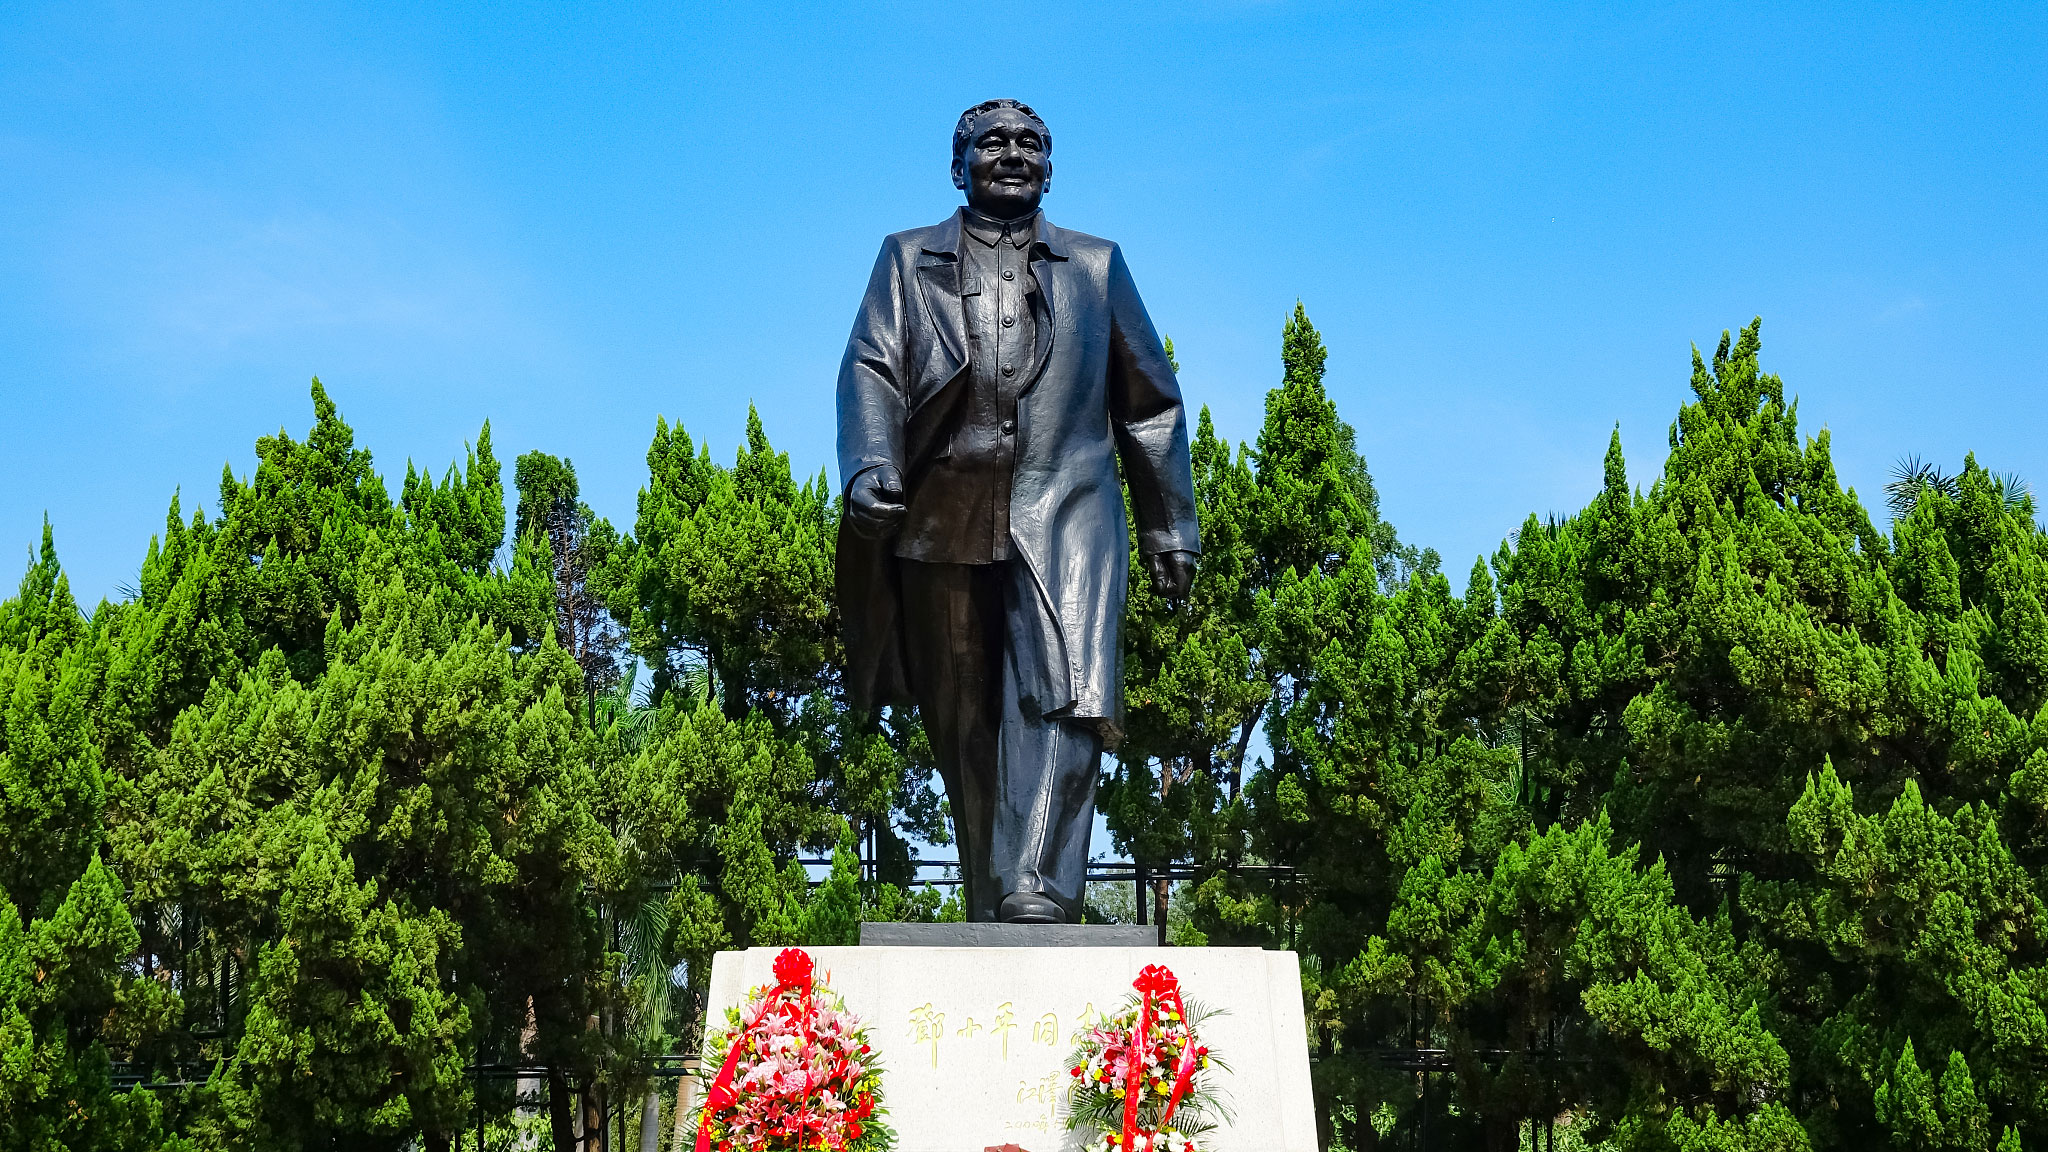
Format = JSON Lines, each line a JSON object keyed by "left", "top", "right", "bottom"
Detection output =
{"left": 836, "top": 209, "right": 1199, "bottom": 731}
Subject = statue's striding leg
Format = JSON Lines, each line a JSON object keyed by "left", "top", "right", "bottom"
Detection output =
{"left": 990, "top": 561, "right": 1104, "bottom": 923}
{"left": 898, "top": 560, "right": 1005, "bottom": 922}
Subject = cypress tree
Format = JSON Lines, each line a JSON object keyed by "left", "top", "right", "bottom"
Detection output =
{"left": 0, "top": 534, "right": 178, "bottom": 1151}
{"left": 83, "top": 383, "right": 609, "bottom": 1150}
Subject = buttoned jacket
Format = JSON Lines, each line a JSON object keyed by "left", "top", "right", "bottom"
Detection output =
{"left": 836, "top": 208, "right": 1200, "bottom": 722}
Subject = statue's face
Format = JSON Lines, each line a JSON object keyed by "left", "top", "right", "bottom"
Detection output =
{"left": 953, "top": 106, "right": 1049, "bottom": 220}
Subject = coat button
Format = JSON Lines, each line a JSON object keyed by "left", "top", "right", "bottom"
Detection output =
{"left": 1001, "top": 419, "right": 1017, "bottom": 435}
{"left": 1002, "top": 364, "right": 1015, "bottom": 377}
{"left": 1002, "top": 315, "right": 1015, "bottom": 327}
{"left": 1003, "top": 269, "right": 1015, "bottom": 281}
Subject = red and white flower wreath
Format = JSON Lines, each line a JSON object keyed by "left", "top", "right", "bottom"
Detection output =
{"left": 1063, "top": 963, "right": 1229, "bottom": 1152}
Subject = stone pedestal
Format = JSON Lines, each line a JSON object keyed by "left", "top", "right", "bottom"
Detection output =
{"left": 704, "top": 943, "right": 1317, "bottom": 1152}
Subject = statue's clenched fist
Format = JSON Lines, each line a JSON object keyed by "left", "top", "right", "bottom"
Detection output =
{"left": 1146, "top": 549, "right": 1197, "bottom": 601}
{"left": 846, "top": 464, "right": 907, "bottom": 539}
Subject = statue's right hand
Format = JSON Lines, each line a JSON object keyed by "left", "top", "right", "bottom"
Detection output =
{"left": 846, "top": 465, "right": 907, "bottom": 539}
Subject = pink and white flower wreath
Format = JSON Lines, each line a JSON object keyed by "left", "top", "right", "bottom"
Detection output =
{"left": 695, "top": 948, "right": 891, "bottom": 1152}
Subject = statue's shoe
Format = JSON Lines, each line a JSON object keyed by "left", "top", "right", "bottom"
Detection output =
{"left": 997, "top": 891, "right": 1065, "bottom": 923}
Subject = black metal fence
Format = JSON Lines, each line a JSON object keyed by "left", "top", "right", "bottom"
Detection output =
{"left": 107, "top": 857, "right": 1575, "bottom": 1150}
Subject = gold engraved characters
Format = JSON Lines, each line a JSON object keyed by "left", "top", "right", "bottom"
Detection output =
{"left": 906, "top": 1003, "right": 945, "bottom": 1067}
{"left": 991, "top": 1001, "right": 1018, "bottom": 1060}
{"left": 1031, "top": 1011, "right": 1060, "bottom": 1047}
{"left": 904, "top": 998, "right": 1095, "bottom": 1068}
{"left": 1016, "top": 1070, "right": 1061, "bottom": 1106}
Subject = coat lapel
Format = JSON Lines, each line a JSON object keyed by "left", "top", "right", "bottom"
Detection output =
{"left": 915, "top": 212, "right": 970, "bottom": 385}
{"left": 1021, "top": 215, "right": 1068, "bottom": 396}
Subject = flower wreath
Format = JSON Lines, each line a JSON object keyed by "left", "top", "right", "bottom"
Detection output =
{"left": 1063, "top": 963, "right": 1229, "bottom": 1152}
{"left": 696, "top": 948, "right": 893, "bottom": 1152}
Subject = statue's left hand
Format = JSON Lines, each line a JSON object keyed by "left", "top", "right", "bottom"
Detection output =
{"left": 1146, "top": 550, "right": 1197, "bottom": 601}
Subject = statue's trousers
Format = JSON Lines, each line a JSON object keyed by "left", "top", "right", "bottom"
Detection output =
{"left": 899, "top": 558, "right": 1103, "bottom": 922}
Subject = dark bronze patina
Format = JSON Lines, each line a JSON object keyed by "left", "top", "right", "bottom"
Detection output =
{"left": 837, "top": 100, "right": 1199, "bottom": 923}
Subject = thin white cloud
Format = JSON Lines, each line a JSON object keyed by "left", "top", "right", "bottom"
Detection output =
{"left": 39, "top": 184, "right": 550, "bottom": 367}
{"left": 1875, "top": 295, "right": 1926, "bottom": 322}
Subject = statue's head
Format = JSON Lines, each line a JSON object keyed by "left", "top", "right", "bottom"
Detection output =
{"left": 951, "top": 99, "right": 1051, "bottom": 221}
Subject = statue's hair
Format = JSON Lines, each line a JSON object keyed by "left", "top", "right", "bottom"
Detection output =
{"left": 952, "top": 99, "right": 1052, "bottom": 161}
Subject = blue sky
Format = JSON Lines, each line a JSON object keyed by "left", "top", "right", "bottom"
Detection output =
{"left": 3, "top": 2, "right": 2044, "bottom": 608}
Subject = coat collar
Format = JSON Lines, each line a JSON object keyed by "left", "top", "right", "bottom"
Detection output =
{"left": 963, "top": 207, "right": 1038, "bottom": 249}
{"left": 921, "top": 208, "right": 1070, "bottom": 261}
{"left": 914, "top": 209, "right": 1064, "bottom": 395}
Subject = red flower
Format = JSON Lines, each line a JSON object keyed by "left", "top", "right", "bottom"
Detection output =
{"left": 774, "top": 948, "right": 816, "bottom": 989}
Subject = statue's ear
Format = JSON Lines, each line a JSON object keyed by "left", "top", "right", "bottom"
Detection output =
{"left": 951, "top": 156, "right": 967, "bottom": 191}
{"left": 1041, "top": 159, "right": 1053, "bottom": 195}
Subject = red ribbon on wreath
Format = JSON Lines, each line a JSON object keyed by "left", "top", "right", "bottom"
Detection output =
{"left": 697, "top": 948, "right": 818, "bottom": 1152}
{"left": 1121, "top": 964, "right": 1207, "bottom": 1151}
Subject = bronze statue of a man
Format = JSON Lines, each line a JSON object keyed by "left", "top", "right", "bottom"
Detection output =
{"left": 836, "top": 100, "right": 1199, "bottom": 923}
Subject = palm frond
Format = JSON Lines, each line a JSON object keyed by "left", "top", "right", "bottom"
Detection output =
{"left": 1991, "top": 471, "right": 2036, "bottom": 517}
{"left": 617, "top": 893, "right": 682, "bottom": 1049}
{"left": 593, "top": 659, "right": 663, "bottom": 756}
{"left": 676, "top": 653, "right": 717, "bottom": 708}
{"left": 1887, "top": 454, "right": 1959, "bottom": 520}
